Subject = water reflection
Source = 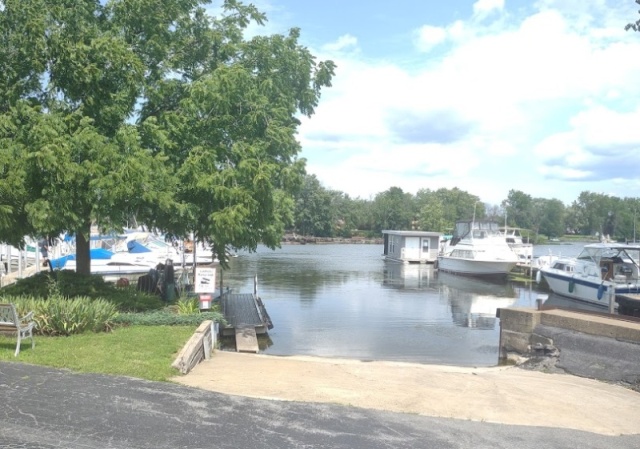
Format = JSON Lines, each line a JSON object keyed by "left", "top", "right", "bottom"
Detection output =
{"left": 437, "top": 272, "right": 517, "bottom": 329}
{"left": 219, "top": 244, "right": 587, "bottom": 366}
{"left": 382, "top": 262, "right": 437, "bottom": 290}
{"left": 227, "top": 244, "right": 383, "bottom": 300}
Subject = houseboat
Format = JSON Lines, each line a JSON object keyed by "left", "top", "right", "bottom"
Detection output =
{"left": 382, "top": 230, "right": 443, "bottom": 264}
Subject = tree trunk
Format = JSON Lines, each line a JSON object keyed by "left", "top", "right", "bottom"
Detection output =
{"left": 76, "top": 225, "right": 92, "bottom": 275}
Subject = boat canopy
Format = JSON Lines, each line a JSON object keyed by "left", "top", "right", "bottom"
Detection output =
{"left": 127, "top": 240, "right": 152, "bottom": 253}
{"left": 50, "top": 248, "right": 114, "bottom": 269}
{"left": 577, "top": 244, "right": 640, "bottom": 267}
{"left": 452, "top": 220, "right": 500, "bottom": 241}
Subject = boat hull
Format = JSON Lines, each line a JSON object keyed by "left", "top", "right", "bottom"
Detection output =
{"left": 541, "top": 270, "right": 640, "bottom": 307}
{"left": 60, "top": 259, "right": 164, "bottom": 276}
{"left": 437, "top": 257, "right": 517, "bottom": 277}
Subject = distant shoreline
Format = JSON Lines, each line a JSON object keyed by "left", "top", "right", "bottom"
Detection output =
{"left": 282, "top": 236, "right": 382, "bottom": 245}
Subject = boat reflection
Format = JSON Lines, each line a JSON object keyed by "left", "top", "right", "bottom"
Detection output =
{"left": 437, "top": 271, "right": 517, "bottom": 329}
{"left": 382, "top": 262, "right": 436, "bottom": 290}
{"left": 543, "top": 292, "right": 613, "bottom": 313}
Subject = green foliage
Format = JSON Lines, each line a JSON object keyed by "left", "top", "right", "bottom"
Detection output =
{"left": 175, "top": 296, "right": 201, "bottom": 314}
{"left": 294, "top": 174, "right": 334, "bottom": 236}
{"left": 371, "top": 187, "right": 416, "bottom": 232}
{"left": 0, "top": 271, "right": 163, "bottom": 312}
{"left": 113, "top": 310, "right": 224, "bottom": 326}
{"left": 0, "top": 271, "right": 104, "bottom": 298}
{"left": 502, "top": 190, "right": 533, "bottom": 229}
{"left": 101, "top": 287, "right": 165, "bottom": 313}
{"left": 416, "top": 193, "right": 446, "bottom": 233}
{"left": 7, "top": 295, "right": 118, "bottom": 336}
{"left": 537, "top": 198, "right": 566, "bottom": 238}
{"left": 0, "top": 0, "right": 334, "bottom": 273}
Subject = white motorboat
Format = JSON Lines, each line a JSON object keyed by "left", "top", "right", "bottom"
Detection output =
{"left": 437, "top": 220, "right": 520, "bottom": 278}
{"left": 50, "top": 232, "right": 192, "bottom": 276}
{"left": 50, "top": 247, "right": 170, "bottom": 277}
{"left": 499, "top": 226, "right": 533, "bottom": 264}
{"left": 539, "top": 243, "right": 640, "bottom": 307}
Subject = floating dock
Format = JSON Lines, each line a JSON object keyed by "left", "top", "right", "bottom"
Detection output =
{"left": 220, "top": 290, "right": 273, "bottom": 353}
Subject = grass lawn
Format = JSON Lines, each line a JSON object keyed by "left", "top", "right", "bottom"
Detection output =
{"left": 0, "top": 325, "right": 196, "bottom": 381}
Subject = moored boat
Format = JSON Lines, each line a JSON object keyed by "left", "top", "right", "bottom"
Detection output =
{"left": 437, "top": 220, "right": 520, "bottom": 278}
{"left": 539, "top": 242, "right": 640, "bottom": 308}
{"left": 499, "top": 226, "right": 533, "bottom": 264}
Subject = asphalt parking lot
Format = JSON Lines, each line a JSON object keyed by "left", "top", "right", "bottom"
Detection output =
{"left": 1, "top": 361, "right": 639, "bottom": 449}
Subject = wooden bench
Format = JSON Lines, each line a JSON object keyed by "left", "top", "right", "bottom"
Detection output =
{"left": 0, "top": 303, "right": 35, "bottom": 356}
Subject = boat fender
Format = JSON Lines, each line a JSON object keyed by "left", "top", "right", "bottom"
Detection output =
{"left": 535, "top": 270, "right": 541, "bottom": 284}
{"left": 597, "top": 283, "right": 606, "bottom": 300}
{"left": 568, "top": 279, "right": 575, "bottom": 293}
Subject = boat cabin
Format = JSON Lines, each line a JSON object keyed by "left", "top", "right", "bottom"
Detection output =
{"left": 449, "top": 220, "right": 502, "bottom": 246}
{"left": 382, "top": 230, "right": 443, "bottom": 264}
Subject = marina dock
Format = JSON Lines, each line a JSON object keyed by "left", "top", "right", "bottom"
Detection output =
{"left": 220, "top": 290, "right": 273, "bottom": 352}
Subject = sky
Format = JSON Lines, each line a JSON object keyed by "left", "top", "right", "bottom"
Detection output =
{"left": 4, "top": 0, "right": 638, "bottom": 207}
{"left": 230, "top": 0, "right": 640, "bottom": 206}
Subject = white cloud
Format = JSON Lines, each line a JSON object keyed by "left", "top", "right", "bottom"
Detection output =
{"left": 414, "top": 25, "right": 447, "bottom": 52}
{"left": 299, "top": 0, "right": 640, "bottom": 204}
{"left": 473, "top": 0, "right": 505, "bottom": 16}
{"left": 572, "top": 106, "right": 640, "bottom": 149}
{"left": 322, "top": 34, "right": 359, "bottom": 53}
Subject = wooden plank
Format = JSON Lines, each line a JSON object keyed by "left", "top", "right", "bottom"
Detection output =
{"left": 235, "top": 325, "right": 259, "bottom": 353}
{"left": 1, "top": 265, "right": 39, "bottom": 287}
{"left": 172, "top": 320, "right": 214, "bottom": 374}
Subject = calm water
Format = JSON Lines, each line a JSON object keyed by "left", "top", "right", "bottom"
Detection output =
{"left": 219, "top": 242, "right": 596, "bottom": 367}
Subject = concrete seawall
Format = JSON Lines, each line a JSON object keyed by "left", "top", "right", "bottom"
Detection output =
{"left": 498, "top": 307, "right": 640, "bottom": 387}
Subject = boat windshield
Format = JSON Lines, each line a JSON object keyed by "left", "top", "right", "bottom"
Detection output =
{"left": 620, "top": 248, "right": 640, "bottom": 266}
{"left": 578, "top": 245, "right": 640, "bottom": 268}
{"left": 454, "top": 221, "right": 501, "bottom": 240}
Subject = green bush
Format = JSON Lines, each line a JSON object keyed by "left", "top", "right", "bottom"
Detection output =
{"left": 113, "top": 310, "right": 224, "bottom": 326}
{"left": 7, "top": 295, "right": 119, "bottom": 336}
{"left": 97, "top": 286, "right": 164, "bottom": 313}
{"left": 176, "top": 296, "right": 200, "bottom": 314}
{"left": 0, "top": 271, "right": 163, "bottom": 312}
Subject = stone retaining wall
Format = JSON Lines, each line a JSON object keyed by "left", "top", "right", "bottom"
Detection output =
{"left": 498, "top": 307, "right": 640, "bottom": 387}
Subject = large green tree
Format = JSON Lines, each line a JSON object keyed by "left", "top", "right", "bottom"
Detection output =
{"left": 136, "top": 4, "right": 335, "bottom": 263}
{"left": 570, "top": 192, "right": 620, "bottom": 237}
{"left": 371, "top": 187, "right": 415, "bottom": 232}
{"left": 0, "top": 0, "right": 175, "bottom": 273}
{"left": 432, "top": 188, "right": 483, "bottom": 231}
{"left": 0, "top": 0, "right": 335, "bottom": 272}
{"left": 538, "top": 198, "right": 566, "bottom": 238}
{"left": 294, "top": 174, "right": 333, "bottom": 237}
{"left": 414, "top": 189, "right": 446, "bottom": 232}
{"left": 502, "top": 189, "right": 533, "bottom": 229}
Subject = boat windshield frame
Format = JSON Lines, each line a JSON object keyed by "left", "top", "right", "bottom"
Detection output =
{"left": 578, "top": 244, "right": 640, "bottom": 269}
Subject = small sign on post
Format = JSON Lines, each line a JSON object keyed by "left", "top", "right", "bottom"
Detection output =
{"left": 195, "top": 267, "right": 216, "bottom": 311}
{"left": 195, "top": 267, "right": 216, "bottom": 293}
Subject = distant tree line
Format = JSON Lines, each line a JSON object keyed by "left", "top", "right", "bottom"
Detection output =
{"left": 293, "top": 174, "right": 640, "bottom": 242}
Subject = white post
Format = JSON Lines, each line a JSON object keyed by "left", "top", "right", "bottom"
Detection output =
{"left": 6, "top": 245, "right": 11, "bottom": 275}
{"left": 609, "top": 283, "right": 616, "bottom": 314}
{"left": 254, "top": 274, "right": 258, "bottom": 297}
{"left": 18, "top": 247, "right": 23, "bottom": 278}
